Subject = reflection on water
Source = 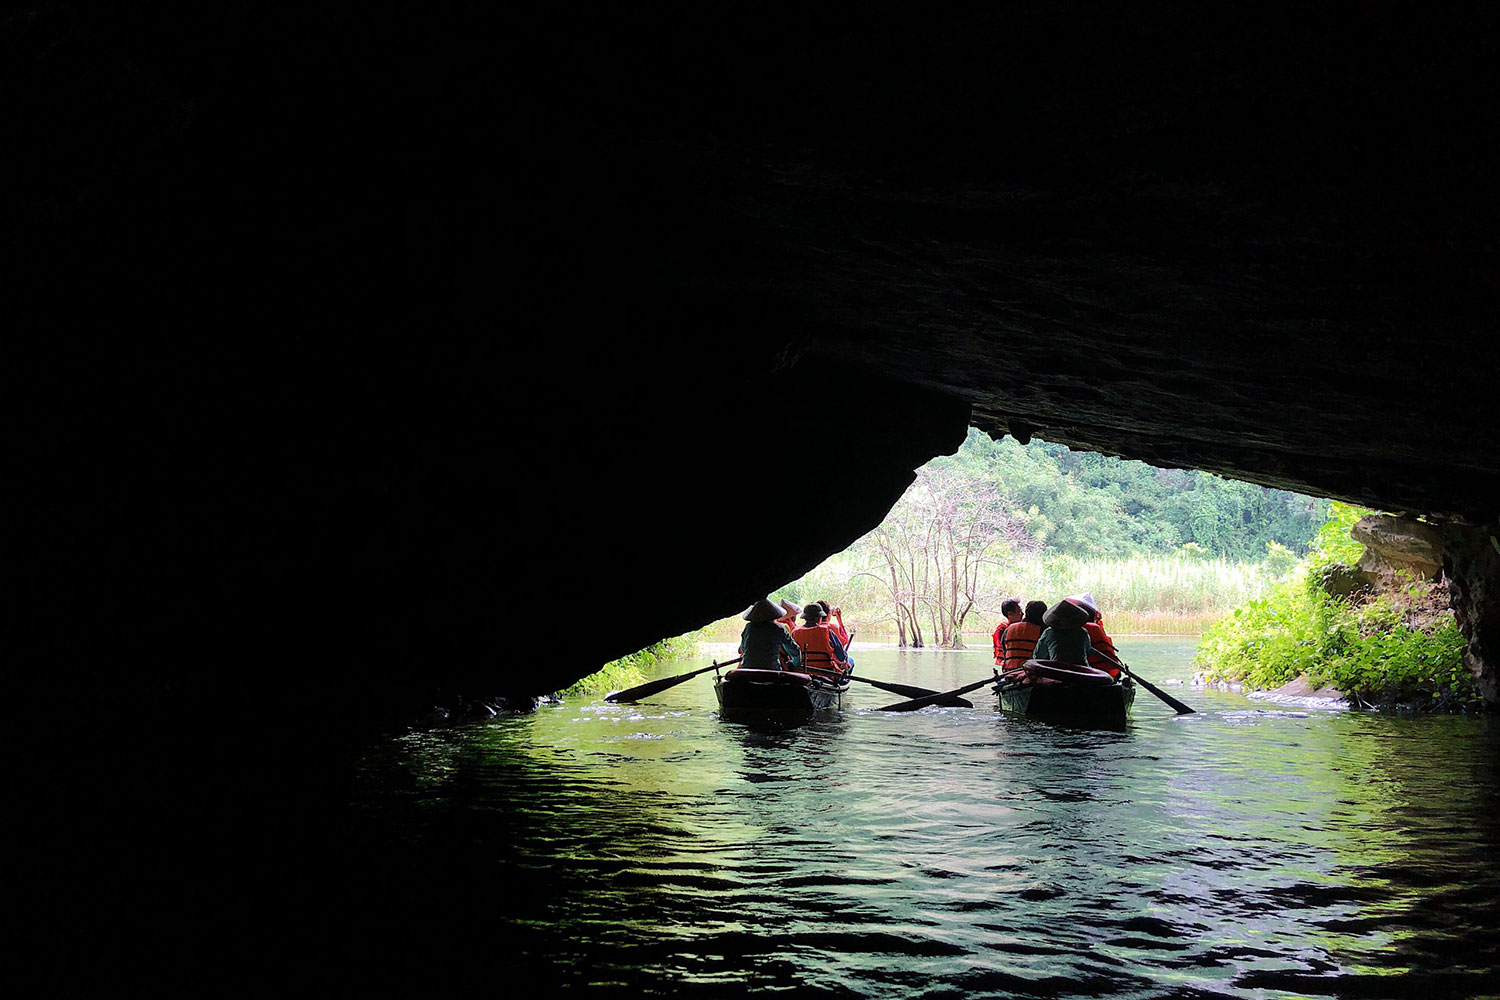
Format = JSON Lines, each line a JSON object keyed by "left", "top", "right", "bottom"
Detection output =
{"left": 339, "top": 638, "right": 1500, "bottom": 997}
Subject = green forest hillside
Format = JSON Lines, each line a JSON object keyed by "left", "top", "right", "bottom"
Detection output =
{"left": 950, "top": 429, "right": 1328, "bottom": 560}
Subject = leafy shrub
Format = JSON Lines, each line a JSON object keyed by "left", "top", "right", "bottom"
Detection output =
{"left": 1195, "top": 572, "right": 1334, "bottom": 690}
{"left": 1315, "top": 607, "right": 1471, "bottom": 708}
{"left": 1306, "top": 500, "right": 1368, "bottom": 569}
{"left": 1195, "top": 504, "right": 1478, "bottom": 711}
{"left": 1263, "top": 541, "right": 1299, "bottom": 578}
{"left": 556, "top": 632, "right": 702, "bottom": 697}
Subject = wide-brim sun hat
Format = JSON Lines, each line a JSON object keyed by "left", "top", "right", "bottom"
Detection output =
{"left": 745, "top": 598, "right": 785, "bottom": 622}
{"left": 779, "top": 599, "right": 802, "bottom": 618}
{"left": 1067, "top": 592, "right": 1099, "bottom": 615}
{"left": 1043, "top": 599, "right": 1090, "bottom": 628}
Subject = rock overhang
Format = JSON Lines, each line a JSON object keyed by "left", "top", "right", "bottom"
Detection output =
{"left": 9, "top": 3, "right": 1499, "bottom": 715}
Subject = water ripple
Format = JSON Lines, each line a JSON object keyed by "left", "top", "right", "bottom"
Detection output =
{"left": 344, "top": 643, "right": 1500, "bottom": 996}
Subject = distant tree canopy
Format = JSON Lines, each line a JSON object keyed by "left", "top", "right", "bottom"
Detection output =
{"left": 934, "top": 429, "right": 1329, "bottom": 562}
{"left": 771, "top": 430, "right": 1330, "bottom": 647}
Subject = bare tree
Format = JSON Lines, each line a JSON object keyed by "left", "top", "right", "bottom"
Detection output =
{"left": 855, "top": 467, "right": 1034, "bottom": 647}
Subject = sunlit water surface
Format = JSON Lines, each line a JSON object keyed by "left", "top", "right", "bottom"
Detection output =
{"left": 342, "top": 638, "right": 1500, "bottom": 998}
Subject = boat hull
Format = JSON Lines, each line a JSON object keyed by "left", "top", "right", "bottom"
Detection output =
{"left": 714, "top": 668, "right": 848, "bottom": 716}
{"left": 998, "top": 676, "right": 1135, "bottom": 727}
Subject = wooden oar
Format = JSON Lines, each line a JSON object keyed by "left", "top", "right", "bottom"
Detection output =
{"left": 845, "top": 674, "right": 973, "bottom": 707}
{"left": 1097, "top": 653, "right": 1195, "bottom": 715}
{"left": 875, "top": 675, "right": 998, "bottom": 712}
{"left": 830, "top": 628, "right": 972, "bottom": 705}
{"left": 604, "top": 657, "right": 741, "bottom": 703}
{"left": 829, "top": 628, "right": 972, "bottom": 704}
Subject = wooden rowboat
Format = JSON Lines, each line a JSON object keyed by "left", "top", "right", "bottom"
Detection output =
{"left": 996, "top": 659, "right": 1136, "bottom": 727}
{"left": 714, "top": 666, "right": 851, "bottom": 717}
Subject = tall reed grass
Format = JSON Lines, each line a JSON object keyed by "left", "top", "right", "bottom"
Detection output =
{"left": 742, "top": 551, "right": 1281, "bottom": 640}
{"left": 990, "top": 553, "right": 1277, "bottom": 618}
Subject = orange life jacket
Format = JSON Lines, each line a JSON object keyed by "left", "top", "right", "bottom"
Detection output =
{"left": 1084, "top": 622, "right": 1120, "bottom": 677}
{"left": 992, "top": 622, "right": 1009, "bottom": 665}
{"left": 791, "top": 624, "right": 848, "bottom": 677}
{"left": 999, "top": 621, "right": 1043, "bottom": 673}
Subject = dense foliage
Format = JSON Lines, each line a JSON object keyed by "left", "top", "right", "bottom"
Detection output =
{"left": 558, "top": 633, "right": 701, "bottom": 696}
{"left": 942, "top": 429, "right": 1329, "bottom": 560}
{"left": 1195, "top": 502, "right": 1476, "bottom": 711}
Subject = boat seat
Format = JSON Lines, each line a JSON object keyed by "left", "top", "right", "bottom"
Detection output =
{"left": 796, "top": 646, "right": 847, "bottom": 682}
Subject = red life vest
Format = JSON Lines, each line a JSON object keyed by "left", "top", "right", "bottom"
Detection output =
{"left": 1084, "top": 622, "right": 1120, "bottom": 677}
{"left": 999, "top": 621, "right": 1042, "bottom": 673}
{"left": 791, "top": 624, "right": 848, "bottom": 677}
{"left": 992, "top": 622, "right": 1009, "bottom": 665}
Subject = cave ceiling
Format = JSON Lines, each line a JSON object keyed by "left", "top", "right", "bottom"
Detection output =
{"left": 522, "top": 5, "right": 1499, "bottom": 525}
{"left": 10, "top": 5, "right": 1500, "bottom": 702}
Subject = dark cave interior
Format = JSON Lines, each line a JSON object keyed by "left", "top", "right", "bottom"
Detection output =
{"left": 10, "top": 3, "right": 1499, "bottom": 984}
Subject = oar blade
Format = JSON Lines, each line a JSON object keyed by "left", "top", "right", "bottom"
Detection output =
{"left": 845, "top": 674, "right": 941, "bottom": 700}
{"left": 877, "top": 693, "right": 940, "bottom": 713}
{"left": 843, "top": 674, "right": 973, "bottom": 708}
{"left": 876, "top": 677, "right": 993, "bottom": 712}
{"left": 604, "top": 675, "right": 685, "bottom": 703}
{"left": 604, "top": 660, "right": 732, "bottom": 703}
{"left": 1155, "top": 687, "right": 1196, "bottom": 715}
{"left": 1125, "top": 668, "right": 1195, "bottom": 715}
{"left": 1102, "top": 655, "right": 1195, "bottom": 715}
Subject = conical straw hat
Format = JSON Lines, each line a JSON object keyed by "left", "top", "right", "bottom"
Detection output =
{"left": 1067, "top": 592, "right": 1099, "bottom": 614}
{"left": 1043, "top": 599, "right": 1090, "bottom": 628}
{"left": 745, "top": 598, "right": 784, "bottom": 622}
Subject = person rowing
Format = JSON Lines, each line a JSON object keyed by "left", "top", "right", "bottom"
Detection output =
{"left": 1034, "top": 599, "right": 1094, "bottom": 666}
{"left": 1067, "top": 592, "right": 1122, "bottom": 679}
{"left": 739, "top": 597, "right": 803, "bottom": 671}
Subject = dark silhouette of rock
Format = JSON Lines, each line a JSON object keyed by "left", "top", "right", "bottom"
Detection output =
{"left": 1318, "top": 563, "right": 1373, "bottom": 602}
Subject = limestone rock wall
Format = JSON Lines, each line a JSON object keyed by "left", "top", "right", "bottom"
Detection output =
{"left": 1442, "top": 521, "right": 1500, "bottom": 705}
{"left": 1354, "top": 515, "right": 1446, "bottom": 587}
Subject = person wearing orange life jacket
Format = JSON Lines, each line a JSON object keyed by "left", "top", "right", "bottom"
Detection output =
{"left": 991, "top": 598, "right": 1023, "bottom": 666}
{"left": 739, "top": 598, "right": 803, "bottom": 671}
{"left": 1067, "top": 592, "right": 1122, "bottom": 678}
{"left": 791, "top": 602, "right": 853, "bottom": 676}
{"left": 814, "top": 599, "right": 851, "bottom": 646}
{"left": 999, "top": 600, "right": 1048, "bottom": 673}
{"left": 776, "top": 599, "right": 803, "bottom": 668}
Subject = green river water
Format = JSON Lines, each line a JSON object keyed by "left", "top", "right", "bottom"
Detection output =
{"left": 340, "top": 637, "right": 1500, "bottom": 998}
